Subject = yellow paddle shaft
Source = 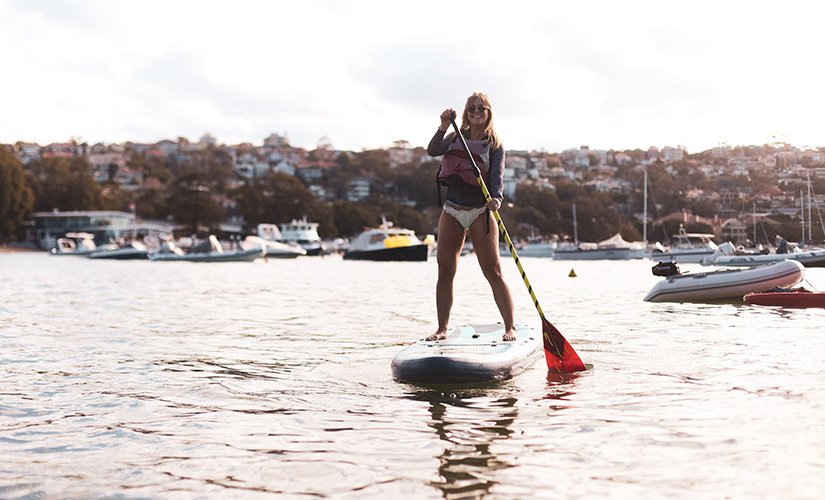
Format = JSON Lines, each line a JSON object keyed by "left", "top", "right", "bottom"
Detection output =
{"left": 448, "top": 120, "right": 546, "bottom": 320}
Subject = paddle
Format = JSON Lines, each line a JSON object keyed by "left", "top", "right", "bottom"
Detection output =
{"left": 449, "top": 116, "right": 586, "bottom": 373}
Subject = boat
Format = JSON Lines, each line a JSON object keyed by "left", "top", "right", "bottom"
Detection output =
{"left": 391, "top": 324, "right": 542, "bottom": 383}
{"left": 705, "top": 242, "right": 825, "bottom": 268}
{"left": 279, "top": 217, "right": 326, "bottom": 256}
{"left": 500, "top": 237, "right": 556, "bottom": 258}
{"left": 649, "top": 224, "right": 718, "bottom": 263}
{"left": 87, "top": 240, "right": 149, "bottom": 260}
{"left": 553, "top": 203, "right": 644, "bottom": 261}
{"left": 553, "top": 242, "right": 633, "bottom": 260}
{"left": 50, "top": 232, "right": 97, "bottom": 256}
{"left": 744, "top": 288, "right": 825, "bottom": 308}
{"left": 643, "top": 259, "right": 805, "bottom": 303}
{"left": 149, "top": 235, "right": 263, "bottom": 262}
{"left": 343, "top": 218, "right": 430, "bottom": 261}
{"left": 243, "top": 224, "right": 306, "bottom": 258}
{"left": 553, "top": 234, "right": 645, "bottom": 261}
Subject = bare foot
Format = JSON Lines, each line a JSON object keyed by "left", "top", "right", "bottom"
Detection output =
{"left": 502, "top": 329, "right": 516, "bottom": 342}
{"left": 425, "top": 330, "right": 447, "bottom": 341}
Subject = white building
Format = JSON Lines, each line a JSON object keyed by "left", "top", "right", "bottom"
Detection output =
{"left": 347, "top": 177, "right": 370, "bottom": 202}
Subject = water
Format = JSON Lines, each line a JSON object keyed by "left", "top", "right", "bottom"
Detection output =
{"left": 2, "top": 252, "right": 824, "bottom": 499}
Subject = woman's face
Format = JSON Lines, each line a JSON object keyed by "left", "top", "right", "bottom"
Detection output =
{"left": 465, "top": 98, "right": 489, "bottom": 126}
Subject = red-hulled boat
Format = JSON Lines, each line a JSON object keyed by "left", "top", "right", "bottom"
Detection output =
{"left": 744, "top": 288, "right": 825, "bottom": 308}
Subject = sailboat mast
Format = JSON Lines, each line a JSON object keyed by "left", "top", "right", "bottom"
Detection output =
{"left": 808, "top": 170, "right": 813, "bottom": 244}
{"left": 753, "top": 202, "right": 756, "bottom": 247}
{"left": 800, "top": 190, "right": 805, "bottom": 246}
{"left": 643, "top": 168, "right": 648, "bottom": 244}
{"left": 573, "top": 203, "right": 578, "bottom": 245}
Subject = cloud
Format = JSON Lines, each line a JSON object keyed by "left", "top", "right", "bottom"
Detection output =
{"left": 4, "top": 0, "right": 825, "bottom": 151}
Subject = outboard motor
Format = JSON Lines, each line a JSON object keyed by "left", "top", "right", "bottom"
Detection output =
{"left": 652, "top": 261, "right": 681, "bottom": 277}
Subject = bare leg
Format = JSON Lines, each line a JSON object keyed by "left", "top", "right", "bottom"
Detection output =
{"left": 469, "top": 211, "right": 516, "bottom": 341}
{"left": 425, "top": 211, "right": 465, "bottom": 341}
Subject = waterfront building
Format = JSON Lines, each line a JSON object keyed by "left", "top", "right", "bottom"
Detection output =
{"left": 25, "top": 210, "right": 173, "bottom": 250}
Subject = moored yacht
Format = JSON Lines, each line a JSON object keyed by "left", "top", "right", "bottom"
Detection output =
{"left": 87, "top": 240, "right": 149, "bottom": 260}
{"left": 343, "top": 218, "right": 430, "bottom": 261}
{"left": 149, "top": 235, "right": 262, "bottom": 262}
{"left": 706, "top": 242, "right": 825, "bottom": 268}
{"left": 650, "top": 225, "right": 718, "bottom": 264}
{"left": 500, "top": 236, "right": 556, "bottom": 258}
{"left": 553, "top": 233, "right": 644, "bottom": 261}
{"left": 50, "top": 232, "right": 97, "bottom": 256}
{"left": 279, "top": 217, "right": 326, "bottom": 256}
{"left": 243, "top": 224, "right": 306, "bottom": 258}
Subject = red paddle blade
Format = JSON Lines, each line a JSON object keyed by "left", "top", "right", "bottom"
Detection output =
{"left": 542, "top": 317, "right": 586, "bottom": 373}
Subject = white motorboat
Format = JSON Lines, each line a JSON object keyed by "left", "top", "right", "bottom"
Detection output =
{"left": 705, "top": 242, "right": 825, "bottom": 268}
{"left": 500, "top": 237, "right": 556, "bottom": 258}
{"left": 87, "top": 240, "right": 149, "bottom": 260}
{"left": 649, "top": 225, "right": 718, "bottom": 264}
{"left": 554, "top": 203, "right": 643, "bottom": 261}
{"left": 149, "top": 235, "right": 263, "bottom": 262}
{"left": 343, "top": 218, "right": 430, "bottom": 261}
{"left": 643, "top": 259, "right": 805, "bottom": 303}
{"left": 50, "top": 232, "right": 97, "bottom": 256}
{"left": 244, "top": 224, "right": 306, "bottom": 258}
{"left": 553, "top": 233, "right": 645, "bottom": 261}
{"left": 553, "top": 242, "right": 631, "bottom": 260}
{"left": 279, "top": 217, "right": 326, "bottom": 256}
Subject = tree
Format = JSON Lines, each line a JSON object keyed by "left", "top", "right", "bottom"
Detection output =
{"left": 513, "top": 184, "right": 561, "bottom": 235}
{"left": 167, "top": 174, "right": 223, "bottom": 235}
{"left": 392, "top": 160, "right": 440, "bottom": 209}
{"left": 128, "top": 155, "right": 173, "bottom": 185}
{"left": 133, "top": 188, "right": 168, "bottom": 220}
{"left": 234, "top": 172, "right": 335, "bottom": 237}
{"left": 0, "top": 147, "right": 34, "bottom": 241}
{"left": 331, "top": 200, "right": 373, "bottom": 237}
{"left": 350, "top": 149, "right": 390, "bottom": 175}
{"left": 100, "top": 184, "right": 132, "bottom": 212}
{"left": 554, "top": 188, "right": 622, "bottom": 242}
{"left": 175, "top": 148, "right": 235, "bottom": 193}
{"left": 26, "top": 156, "right": 103, "bottom": 211}
{"left": 507, "top": 206, "right": 547, "bottom": 239}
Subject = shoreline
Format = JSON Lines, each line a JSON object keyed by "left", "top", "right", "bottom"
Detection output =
{"left": 0, "top": 244, "right": 40, "bottom": 253}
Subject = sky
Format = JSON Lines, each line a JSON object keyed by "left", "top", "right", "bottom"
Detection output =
{"left": 2, "top": 0, "right": 825, "bottom": 154}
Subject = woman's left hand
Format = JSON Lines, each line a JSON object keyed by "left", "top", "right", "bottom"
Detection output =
{"left": 487, "top": 198, "right": 502, "bottom": 211}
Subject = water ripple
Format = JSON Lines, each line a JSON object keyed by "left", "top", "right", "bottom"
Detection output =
{"left": 2, "top": 254, "right": 825, "bottom": 497}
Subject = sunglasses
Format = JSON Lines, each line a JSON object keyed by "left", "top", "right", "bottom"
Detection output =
{"left": 466, "top": 105, "right": 489, "bottom": 114}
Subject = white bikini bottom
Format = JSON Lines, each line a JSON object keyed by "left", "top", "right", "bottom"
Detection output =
{"left": 443, "top": 203, "right": 487, "bottom": 230}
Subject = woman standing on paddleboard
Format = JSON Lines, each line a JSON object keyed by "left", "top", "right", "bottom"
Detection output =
{"left": 426, "top": 92, "right": 516, "bottom": 342}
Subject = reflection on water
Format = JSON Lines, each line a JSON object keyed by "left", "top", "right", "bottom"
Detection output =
{"left": 415, "top": 391, "right": 518, "bottom": 498}
{"left": 2, "top": 254, "right": 825, "bottom": 498}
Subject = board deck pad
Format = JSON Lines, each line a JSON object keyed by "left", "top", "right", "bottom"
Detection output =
{"left": 391, "top": 324, "right": 542, "bottom": 384}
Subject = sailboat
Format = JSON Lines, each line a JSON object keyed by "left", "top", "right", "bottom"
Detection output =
{"left": 709, "top": 178, "right": 825, "bottom": 267}
{"left": 801, "top": 169, "right": 825, "bottom": 248}
{"left": 553, "top": 204, "right": 644, "bottom": 260}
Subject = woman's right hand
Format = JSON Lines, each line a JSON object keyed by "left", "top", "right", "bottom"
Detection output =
{"left": 439, "top": 108, "right": 456, "bottom": 131}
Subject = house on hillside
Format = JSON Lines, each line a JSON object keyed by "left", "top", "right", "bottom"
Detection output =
{"left": 347, "top": 177, "right": 370, "bottom": 202}
{"left": 721, "top": 218, "right": 748, "bottom": 245}
{"left": 14, "top": 143, "right": 41, "bottom": 164}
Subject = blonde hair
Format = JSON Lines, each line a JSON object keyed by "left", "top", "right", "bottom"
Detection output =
{"left": 459, "top": 92, "right": 501, "bottom": 150}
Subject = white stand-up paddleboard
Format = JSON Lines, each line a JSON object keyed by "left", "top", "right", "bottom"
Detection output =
{"left": 391, "top": 324, "right": 542, "bottom": 384}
